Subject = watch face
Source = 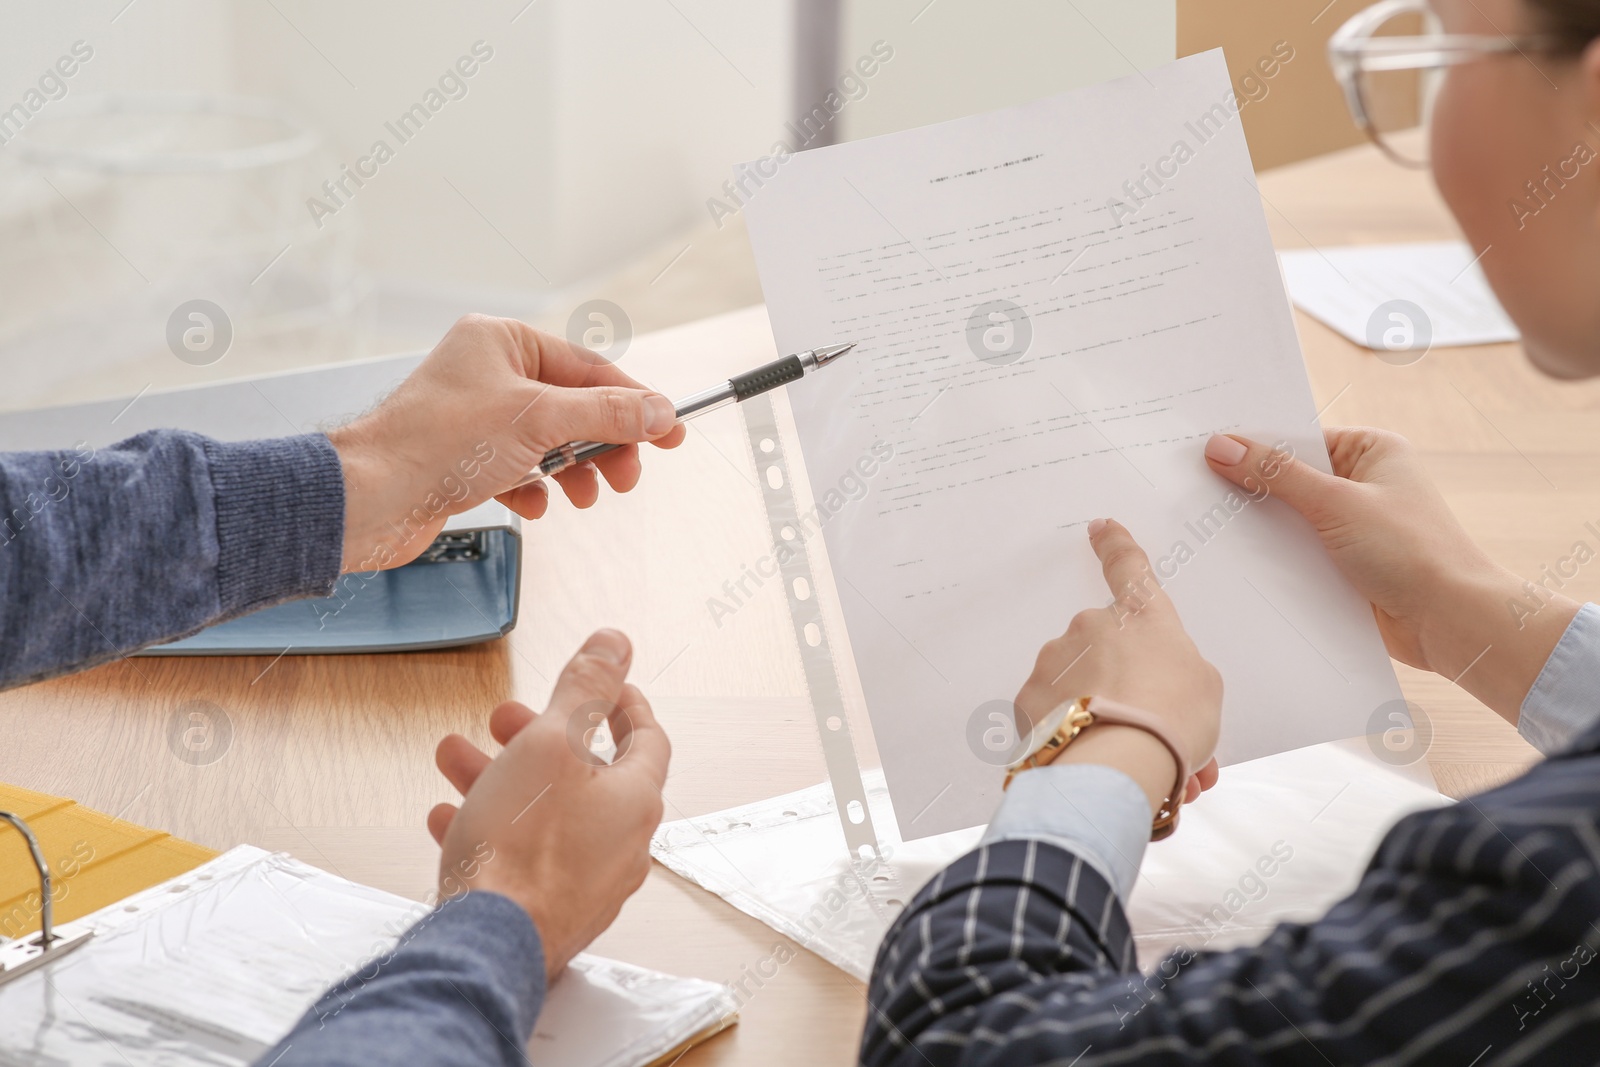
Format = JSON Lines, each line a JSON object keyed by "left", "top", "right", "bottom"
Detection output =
{"left": 1008, "top": 700, "right": 1073, "bottom": 770}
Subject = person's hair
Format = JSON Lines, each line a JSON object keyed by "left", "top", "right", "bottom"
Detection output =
{"left": 1524, "top": 0, "right": 1600, "bottom": 52}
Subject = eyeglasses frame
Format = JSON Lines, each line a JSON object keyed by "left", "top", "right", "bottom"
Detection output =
{"left": 1329, "top": 0, "right": 1560, "bottom": 167}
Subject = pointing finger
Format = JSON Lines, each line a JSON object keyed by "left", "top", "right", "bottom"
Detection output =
{"left": 1087, "top": 518, "right": 1163, "bottom": 611}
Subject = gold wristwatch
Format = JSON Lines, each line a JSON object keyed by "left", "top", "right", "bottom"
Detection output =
{"left": 1003, "top": 695, "right": 1192, "bottom": 841}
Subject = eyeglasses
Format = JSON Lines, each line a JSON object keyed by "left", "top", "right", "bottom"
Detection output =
{"left": 1329, "top": 0, "right": 1559, "bottom": 167}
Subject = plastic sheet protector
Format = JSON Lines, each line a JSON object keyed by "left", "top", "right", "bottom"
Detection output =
{"left": 0, "top": 846, "right": 737, "bottom": 1066}
{"left": 653, "top": 738, "right": 1448, "bottom": 979}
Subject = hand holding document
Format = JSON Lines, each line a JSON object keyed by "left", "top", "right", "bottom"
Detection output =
{"left": 744, "top": 51, "right": 1404, "bottom": 840}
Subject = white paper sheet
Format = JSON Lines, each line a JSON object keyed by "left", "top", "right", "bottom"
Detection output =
{"left": 1280, "top": 240, "right": 1520, "bottom": 352}
{"left": 743, "top": 50, "right": 1404, "bottom": 840}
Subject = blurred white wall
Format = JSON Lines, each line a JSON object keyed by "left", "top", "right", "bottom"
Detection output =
{"left": 229, "top": 0, "right": 794, "bottom": 295}
{"left": 840, "top": 0, "right": 1176, "bottom": 138}
{"left": 0, "top": 0, "right": 796, "bottom": 406}
{"left": 0, "top": 2, "right": 234, "bottom": 97}
{"left": 1, "top": 0, "right": 1177, "bottom": 295}
{"left": 0, "top": 2, "right": 237, "bottom": 248}
{"left": 0, "top": 0, "right": 1177, "bottom": 409}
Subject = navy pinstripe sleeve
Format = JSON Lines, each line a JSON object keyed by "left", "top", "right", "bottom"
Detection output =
{"left": 863, "top": 736, "right": 1600, "bottom": 1066}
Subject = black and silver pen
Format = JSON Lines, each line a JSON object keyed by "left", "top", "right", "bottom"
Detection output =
{"left": 515, "top": 342, "right": 857, "bottom": 487}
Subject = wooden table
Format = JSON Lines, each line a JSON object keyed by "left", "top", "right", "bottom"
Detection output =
{"left": 1, "top": 136, "right": 1586, "bottom": 1064}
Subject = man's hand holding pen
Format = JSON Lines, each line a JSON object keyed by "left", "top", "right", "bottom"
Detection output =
{"left": 326, "top": 314, "right": 853, "bottom": 576}
{"left": 326, "top": 313, "right": 686, "bottom": 574}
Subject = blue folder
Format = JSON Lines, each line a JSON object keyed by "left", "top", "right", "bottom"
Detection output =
{"left": 0, "top": 355, "right": 521, "bottom": 654}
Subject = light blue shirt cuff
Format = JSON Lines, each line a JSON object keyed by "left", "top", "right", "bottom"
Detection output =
{"left": 1520, "top": 602, "right": 1600, "bottom": 756}
{"left": 981, "top": 763, "right": 1151, "bottom": 903}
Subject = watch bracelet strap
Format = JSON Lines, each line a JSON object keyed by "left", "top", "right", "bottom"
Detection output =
{"left": 1081, "top": 696, "right": 1192, "bottom": 841}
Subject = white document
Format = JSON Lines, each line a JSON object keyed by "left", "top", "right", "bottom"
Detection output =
{"left": 1280, "top": 240, "right": 1520, "bottom": 351}
{"left": 743, "top": 50, "right": 1404, "bottom": 840}
{"left": 0, "top": 847, "right": 737, "bottom": 1067}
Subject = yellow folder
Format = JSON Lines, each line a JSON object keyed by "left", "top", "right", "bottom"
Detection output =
{"left": 0, "top": 781, "right": 215, "bottom": 941}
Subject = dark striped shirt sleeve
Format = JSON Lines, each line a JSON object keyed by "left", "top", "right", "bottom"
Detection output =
{"left": 862, "top": 751, "right": 1600, "bottom": 1066}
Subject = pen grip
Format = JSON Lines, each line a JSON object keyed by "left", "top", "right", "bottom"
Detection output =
{"left": 538, "top": 440, "right": 621, "bottom": 478}
{"left": 730, "top": 355, "right": 803, "bottom": 401}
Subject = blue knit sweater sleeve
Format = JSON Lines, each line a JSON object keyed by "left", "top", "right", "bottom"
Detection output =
{"left": 260, "top": 892, "right": 546, "bottom": 1067}
{"left": 0, "top": 430, "right": 344, "bottom": 688}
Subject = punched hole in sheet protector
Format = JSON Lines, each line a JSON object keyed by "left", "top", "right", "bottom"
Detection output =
{"left": 766, "top": 465, "right": 783, "bottom": 489}
{"left": 847, "top": 800, "right": 865, "bottom": 824}
{"left": 792, "top": 576, "right": 811, "bottom": 600}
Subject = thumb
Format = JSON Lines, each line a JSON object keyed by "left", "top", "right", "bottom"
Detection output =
{"left": 533, "top": 384, "right": 677, "bottom": 446}
{"left": 544, "top": 629, "right": 633, "bottom": 728}
{"left": 1203, "top": 434, "right": 1349, "bottom": 523}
